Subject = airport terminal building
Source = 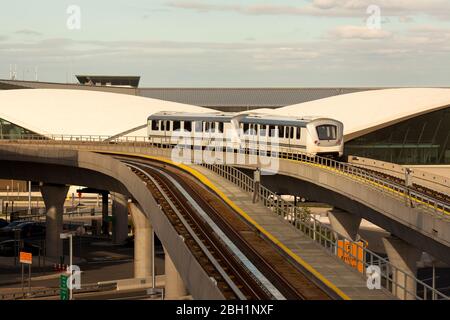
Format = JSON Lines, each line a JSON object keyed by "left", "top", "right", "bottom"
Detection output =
{"left": 0, "top": 78, "right": 448, "bottom": 174}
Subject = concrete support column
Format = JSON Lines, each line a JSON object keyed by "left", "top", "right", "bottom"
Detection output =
{"left": 328, "top": 208, "right": 361, "bottom": 241}
{"left": 382, "top": 236, "right": 422, "bottom": 300}
{"left": 111, "top": 193, "right": 129, "bottom": 245}
{"left": 129, "top": 203, "right": 153, "bottom": 279}
{"left": 101, "top": 192, "right": 109, "bottom": 236}
{"left": 164, "top": 248, "right": 188, "bottom": 300}
{"left": 40, "top": 184, "right": 69, "bottom": 259}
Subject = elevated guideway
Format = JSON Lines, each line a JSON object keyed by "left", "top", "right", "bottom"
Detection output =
{"left": 2, "top": 135, "right": 446, "bottom": 258}
{"left": 0, "top": 145, "right": 349, "bottom": 300}
{"left": 0, "top": 135, "right": 449, "bottom": 299}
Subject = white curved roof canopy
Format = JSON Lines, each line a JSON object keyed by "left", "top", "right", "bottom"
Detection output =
{"left": 1, "top": 88, "right": 450, "bottom": 142}
{"left": 265, "top": 88, "right": 450, "bottom": 141}
{"left": 0, "top": 89, "right": 214, "bottom": 137}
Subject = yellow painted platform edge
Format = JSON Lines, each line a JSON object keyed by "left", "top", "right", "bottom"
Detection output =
{"left": 99, "top": 150, "right": 351, "bottom": 300}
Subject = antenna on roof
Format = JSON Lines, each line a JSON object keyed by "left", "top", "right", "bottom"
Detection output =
{"left": 13, "top": 65, "right": 17, "bottom": 80}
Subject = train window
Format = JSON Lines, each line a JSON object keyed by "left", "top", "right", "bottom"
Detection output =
{"left": 284, "top": 127, "right": 290, "bottom": 139}
{"left": 218, "top": 122, "right": 224, "bottom": 133}
{"left": 259, "top": 125, "right": 267, "bottom": 137}
{"left": 243, "top": 123, "right": 249, "bottom": 134}
{"left": 279, "top": 126, "right": 285, "bottom": 138}
{"left": 290, "top": 127, "right": 294, "bottom": 139}
{"left": 316, "top": 125, "right": 337, "bottom": 140}
{"left": 161, "top": 121, "right": 167, "bottom": 131}
{"left": 151, "top": 120, "right": 159, "bottom": 131}
{"left": 268, "top": 125, "right": 276, "bottom": 137}
{"left": 184, "top": 121, "right": 192, "bottom": 132}
{"left": 173, "top": 121, "right": 181, "bottom": 131}
{"left": 194, "top": 121, "right": 203, "bottom": 133}
{"left": 296, "top": 127, "right": 301, "bottom": 140}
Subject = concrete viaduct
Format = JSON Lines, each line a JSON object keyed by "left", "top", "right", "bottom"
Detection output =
{"left": 0, "top": 140, "right": 448, "bottom": 299}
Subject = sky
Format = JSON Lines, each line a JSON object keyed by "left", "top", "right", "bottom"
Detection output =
{"left": 1, "top": 0, "right": 450, "bottom": 87}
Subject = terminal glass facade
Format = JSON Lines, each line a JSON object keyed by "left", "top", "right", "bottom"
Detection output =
{"left": 345, "top": 107, "right": 450, "bottom": 165}
{"left": 0, "top": 118, "right": 36, "bottom": 139}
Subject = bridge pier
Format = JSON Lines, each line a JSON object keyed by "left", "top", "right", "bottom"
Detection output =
{"left": 101, "top": 192, "right": 109, "bottom": 236}
{"left": 382, "top": 236, "right": 422, "bottom": 300}
{"left": 129, "top": 203, "right": 153, "bottom": 279}
{"left": 164, "top": 247, "right": 188, "bottom": 300}
{"left": 328, "top": 208, "right": 361, "bottom": 241}
{"left": 40, "top": 184, "right": 69, "bottom": 259}
{"left": 111, "top": 193, "right": 129, "bottom": 245}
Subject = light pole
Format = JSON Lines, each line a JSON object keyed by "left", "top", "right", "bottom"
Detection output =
{"left": 28, "top": 181, "right": 32, "bottom": 215}
{"left": 60, "top": 233, "right": 73, "bottom": 300}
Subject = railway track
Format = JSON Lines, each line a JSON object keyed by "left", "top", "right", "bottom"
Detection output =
{"left": 357, "top": 167, "right": 449, "bottom": 205}
{"left": 120, "top": 156, "right": 331, "bottom": 300}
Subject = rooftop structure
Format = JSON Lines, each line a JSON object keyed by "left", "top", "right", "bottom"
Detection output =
{"left": 75, "top": 75, "right": 140, "bottom": 88}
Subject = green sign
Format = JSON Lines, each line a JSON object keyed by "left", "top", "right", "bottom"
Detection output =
{"left": 60, "top": 274, "right": 69, "bottom": 300}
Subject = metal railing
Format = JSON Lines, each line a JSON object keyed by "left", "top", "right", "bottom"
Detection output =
{"left": 0, "top": 134, "right": 448, "bottom": 217}
{"left": 202, "top": 163, "right": 449, "bottom": 300}
{"left": 0, "top": 282, "right": 117, "bottom": 300}
{"left": 10, "top": 207, "right": 104, "bottom": 222}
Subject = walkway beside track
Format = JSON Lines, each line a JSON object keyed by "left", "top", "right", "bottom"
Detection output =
{"left": 192, "top": 165, "right": 395, "bottom": 300}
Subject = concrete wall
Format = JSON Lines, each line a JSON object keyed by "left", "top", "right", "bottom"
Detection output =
{"left": 0, "top": 145, "right": 224, "bottom": 299}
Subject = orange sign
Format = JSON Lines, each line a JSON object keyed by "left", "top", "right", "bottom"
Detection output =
{"left": 19, "top": 251, "right": 32, "bottom": 265}
{"left": 337, "top": 240, "right": 365, "bottom": 273}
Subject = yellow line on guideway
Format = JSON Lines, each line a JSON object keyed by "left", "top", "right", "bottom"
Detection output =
{"left": 97, "top": 150, "right": 351, "bottom": 301}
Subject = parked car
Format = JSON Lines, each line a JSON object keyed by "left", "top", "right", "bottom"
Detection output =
{"left": 0, "top": 221, "right": 31, "bottom": 239}
{"left": 0, "top": 239, "right": 42, "bottom": 256}
{"left": 0, "top": 221, "right": 45, "bottom": 239}
{"left": 14, "top": 222, "right": 46, "bottom": 239}
{"left": 0, "top": 219, "right": 8, "bottom": 228}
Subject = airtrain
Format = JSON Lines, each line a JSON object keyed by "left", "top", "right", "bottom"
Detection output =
{"left": 147, "top": 111, "right": 344, "bottom": 158}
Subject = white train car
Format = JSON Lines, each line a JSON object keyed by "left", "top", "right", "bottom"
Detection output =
{"left": 147, "top": 111, "right": 344, "bottom": 158}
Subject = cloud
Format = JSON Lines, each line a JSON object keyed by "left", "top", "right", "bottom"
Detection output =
{"left": 15, "top": 29, "right": 42, "bottom": 36}
{"left": 165, "top": 0, "right": 450, "bottom": 19}
{"left": 1, "top": 24, "right": 450, "bottom": 86}
{"left": 398, "top": 16, "right": 415, "bottom": 23}
{"left": 329, "top": 25, "right": 392, "bottom": 40}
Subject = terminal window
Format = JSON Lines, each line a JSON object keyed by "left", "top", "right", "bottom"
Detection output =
{"left": 345, "top": 107, "right": 450, "bottom": 165}
{"left": 0, "top": 119, "right": 36, "bottom": 139}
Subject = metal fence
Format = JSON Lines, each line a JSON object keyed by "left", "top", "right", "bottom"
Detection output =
{"left": 202, "top": 163, "right": 449, "bottom": 300}
{"left": 0, "top": 282, "right": 117, "bottom": 300}
{"left": 10, "top": 207, "right": 104, "bottom": 222}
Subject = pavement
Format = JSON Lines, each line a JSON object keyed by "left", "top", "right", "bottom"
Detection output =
{"left": 0, "top": 237, "right": 165, "bottom": 298}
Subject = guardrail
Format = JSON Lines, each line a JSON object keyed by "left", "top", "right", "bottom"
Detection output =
{"left": 0, "top": 133, "right": 447, "bottom": 217}
{"left": 0, "top": 282, "right": 117, "bottom": 300}
{"left": 202, "top": 163, "right": 449, "bottom": 300}
{"left": 11, "top": 207, "right": 104, "bottom": 222}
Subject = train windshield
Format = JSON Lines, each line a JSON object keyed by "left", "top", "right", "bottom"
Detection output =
{"left": 316, "top": 125, "right": 337, "bottom": 140}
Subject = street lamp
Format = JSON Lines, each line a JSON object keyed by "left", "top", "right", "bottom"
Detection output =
{"left": 60, "top": 232, "right": 73, "bottom": 300}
